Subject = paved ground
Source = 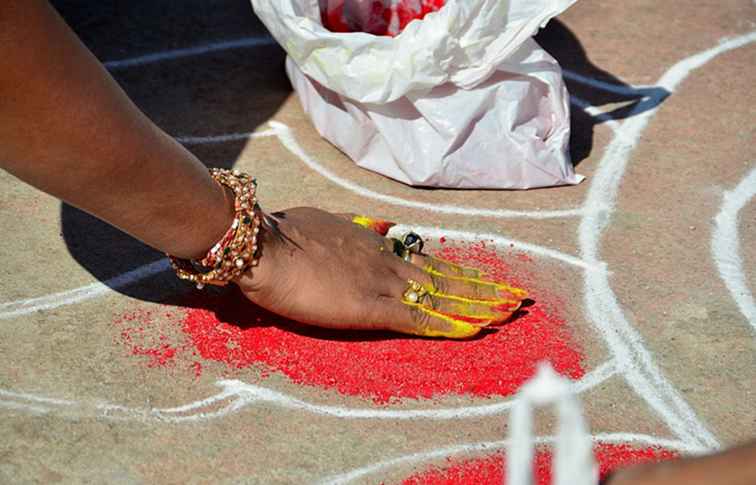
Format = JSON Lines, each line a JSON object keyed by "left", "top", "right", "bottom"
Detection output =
{"left": 1, "top": 0, "right": 755, "bottom": 483}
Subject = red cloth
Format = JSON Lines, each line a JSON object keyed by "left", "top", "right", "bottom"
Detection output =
{"left": 320, "top": 0, "right": 445, "bottom": 36}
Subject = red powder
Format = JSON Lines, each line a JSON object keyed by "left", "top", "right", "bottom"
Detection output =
{"left": 114, "top": 308, "right": 181, "bottom": 368}
{"left": 177, "top": 242, "right": 584, "bottom": 403}
{"left": 321, "top": 0, "right": 446, "bottom": 37}
{"left": 401, "top": 444, "right": 678, "bottom": 485}
{"left": 130, "top": 344, "right": 177, "bottom": 367}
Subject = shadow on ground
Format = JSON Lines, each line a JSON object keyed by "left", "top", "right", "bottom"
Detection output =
{"left": 159, "top": 285, "right": 513, "bottom": 343}
{"left": 536, "top": 20, "right": 669, "bottom": 164}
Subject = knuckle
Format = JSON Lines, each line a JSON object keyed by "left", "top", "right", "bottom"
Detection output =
{"left": 410, "top": 305, "right": 434, "bottom": 334}
{"left": 430, "top": 273, "right": 447, "bottom": 294}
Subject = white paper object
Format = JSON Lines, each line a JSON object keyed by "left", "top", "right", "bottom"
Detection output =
{"left": 508, "top": 363, "right": 598, "bottom": 485}
{"left": 252, "top": 0, "right": 585, "bottom": 189}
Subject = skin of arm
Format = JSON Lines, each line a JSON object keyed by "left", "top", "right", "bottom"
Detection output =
{"left": 606, "top": 440, "right": 756, "bottom": 485}
{"left": 0, "top": 0, "right": 233, "bottom": 259}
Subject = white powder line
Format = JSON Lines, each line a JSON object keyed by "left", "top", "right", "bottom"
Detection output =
{"left": 210, "top": 361, "right": 614, "bottom": 421}
{"left": 103, "top": 37, "right": 278, "bottom": 70}
{"left": 577, "top": 32, "right": 756, "bottom": 450}
{"left": 0, "top": 259, "right": 169, "bottom": 320}
{"left": 0, "top": 401, "right": 51, "bottom": 415}
{"left": 317, "top": 432, "right": 706, "bottom": 485}
{"left": 562, "top": 70, "right": 658, "bottom": 97}
{"left": 176, "top": 129, "right": 277, "bottom": 145}
{"left": 570, "top": 95, "right": 621, "bottom": 132}
{"left": 712, "top": 167, "right": 756, "bottom": 333}
{"left": 391, "top": 224, "right": 597, "bottom": 271}
{"left": 0, "top": 388, "right": 76, "bottom": 406}
{"left": 0, "top": 361, "right": 615, "bottom": 423}
{"left": 269, "top": 121, "right": 586, "bottom": 220}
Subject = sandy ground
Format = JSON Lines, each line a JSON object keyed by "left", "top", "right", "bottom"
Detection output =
{"left": 1, "top": 0, "right": 754, "bottom": 483}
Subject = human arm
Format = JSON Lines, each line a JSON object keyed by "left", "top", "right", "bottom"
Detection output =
{"left": 0, "top": 0, "right": 232, "bottom": 260}
{"left": 606, "top": 440, "right": 756, "bottom": 485}
{"left": 0, "top": 0, "right": 525, "bottom": 337}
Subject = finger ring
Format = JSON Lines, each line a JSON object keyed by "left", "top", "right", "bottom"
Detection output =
{"left": 392, "top": 233, "right": 425, "bottom": 261}
{"left": 392, "top": 238, "right": 406, "bottom": 258}
{"left": 402, "top": 232, "right": 424, "bottom": 254}
{"left": 402, "top": 279, "right": 429, "bottom": 304}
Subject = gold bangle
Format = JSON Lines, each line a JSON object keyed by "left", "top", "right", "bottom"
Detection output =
{"left": 168, "top": 168, "right": 261, "bottom": 289}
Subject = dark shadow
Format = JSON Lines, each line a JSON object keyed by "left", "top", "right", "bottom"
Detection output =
{"left": 161, "top": 286, "right": 498, "bottom": 343}
{"left": 54, "top": 0, "right": 291, "bottom": 302}
{"left": 535, "top": 20, "right": 670, "bottom": 164}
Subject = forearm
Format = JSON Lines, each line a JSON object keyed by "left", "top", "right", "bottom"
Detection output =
{"left": 607, "top": 441, "right": 756, "bottom": 485}
{"left": 0, "top": 0, "right": 232, "bottom": 259}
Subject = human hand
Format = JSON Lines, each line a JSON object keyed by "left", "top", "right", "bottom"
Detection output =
{"left": 234, "top": 207, "right": 526, "bottom": 338}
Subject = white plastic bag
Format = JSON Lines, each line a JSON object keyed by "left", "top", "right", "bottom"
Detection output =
{"left": 252, "top": 0, "right": 585, "bottom": 189}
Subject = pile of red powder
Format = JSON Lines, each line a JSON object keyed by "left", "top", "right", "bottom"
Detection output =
{"left": 116, "top": 241, "right": 585, "bottom": 404}
{"left": 401, "top": 444, "right": 678, "bottom": 484}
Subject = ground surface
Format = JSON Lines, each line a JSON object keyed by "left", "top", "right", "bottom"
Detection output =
{"left": 1, "top": 0, "right": 755, "bottom": 483}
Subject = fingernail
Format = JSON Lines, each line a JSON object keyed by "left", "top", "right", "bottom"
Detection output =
{"left": 352, "top": 215, "right": 396, "bottom": 236}
{"left": 492, "top": 301, "right": 521, "bottom": 313}
{"left": 498, "top": 285, "right": 528, "bottom": 300}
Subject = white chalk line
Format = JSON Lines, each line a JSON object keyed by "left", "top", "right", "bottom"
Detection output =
{"left": 0, "top": 361, "right": 615, "bottom": 423}
{"left": 570, "top": 96, "right": 621, "bottom": 133}
{"left": 0, "top": 401, "right": 50, "bottom": 415}
{"left": 712, "top": 167, "right": 756, "bottom": 333}
{"left": 0, "top": 388, "right": 76, "bottom": 406}
{"left": 103, "top": 37, "right": 278, "bottom": 70}
{"left": 0, "top": 259, "right": 170, "bottom": 320}
{"left": 176, "top": 128, "right": 277, "bottom": 145}
{"left": 562, "top": 70, "right": 662, "bottom": 98}
{"left": 577, "top": 32, "right": 756, "bottom": 451}
{"left": 317, "top": 432, "right": 706, "bottom": 485}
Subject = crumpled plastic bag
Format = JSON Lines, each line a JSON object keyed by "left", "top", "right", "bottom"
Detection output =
{"left": 251, "top": 0, "right": 584, "bottom": 189}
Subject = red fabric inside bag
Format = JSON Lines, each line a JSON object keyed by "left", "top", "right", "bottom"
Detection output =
{"left": 321, "top": 0, "right": 445, "bottom": 36}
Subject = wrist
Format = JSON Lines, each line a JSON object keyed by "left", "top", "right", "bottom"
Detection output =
{"left": 168, "top": 169, "right": 262, "bottom": 289}
{"left": 172, "top": 180, "right": 236, "bottom": 260}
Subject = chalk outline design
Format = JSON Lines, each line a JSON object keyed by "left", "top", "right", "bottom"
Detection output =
{"left": 712, "top": 167, "right": 756, "bottom": 333}
{"left": 1, "top": 29, "right": 754, "bottom": 483}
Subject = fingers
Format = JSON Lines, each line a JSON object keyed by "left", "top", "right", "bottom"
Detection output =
{"left": 427, "top": 268, "right": 528, "bottom": 302}
{"left": 373, "top": 295, "right": 485, "bottom": 339}
{"left": 393, "top": 258, "right": 525, "bottom": 307}
{"left": 410, "top": 253, "right": 483, "bottom": 279}
{"left": 349, "top": 215, "right": 396, "bottom": 236}
{"left": 385, "top": 266, "right": 522, "bottom": 326}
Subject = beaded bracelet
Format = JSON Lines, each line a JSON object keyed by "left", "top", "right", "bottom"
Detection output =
{"left": 168, "top": 168, "right": 261, "bottom": 289}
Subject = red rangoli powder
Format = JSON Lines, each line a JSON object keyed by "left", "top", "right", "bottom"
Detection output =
{"left": 401, "top": 444, "right": 678, "bottom": 485}
{"left": 176, "top": 242, "right": 585, "bottom": 403}
{"left": 321, "top": 0, "right": 446, "bottom": 37}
